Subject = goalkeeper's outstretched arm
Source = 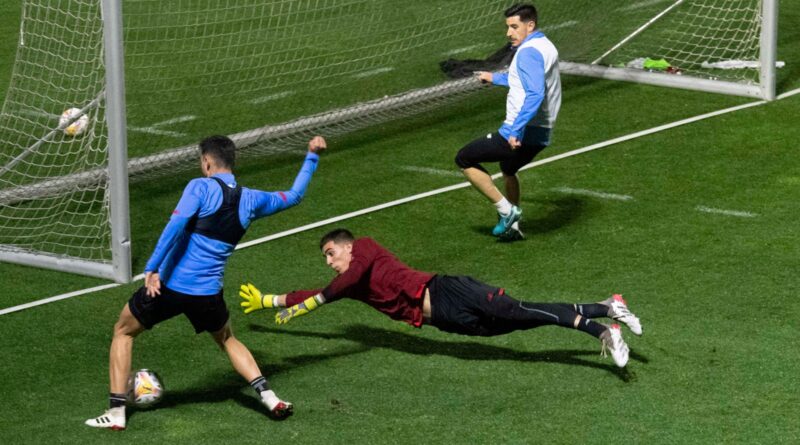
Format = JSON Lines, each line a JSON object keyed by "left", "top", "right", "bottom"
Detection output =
{"left": 275, "top": 293, "right": 326, "bottom": 325}
{"left": 240, "top": 282, "right": 327, "bottom": 323}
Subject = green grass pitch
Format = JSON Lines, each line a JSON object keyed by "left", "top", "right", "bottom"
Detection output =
{"left": 1, "top": 2, "right": 800, "bottom": 444}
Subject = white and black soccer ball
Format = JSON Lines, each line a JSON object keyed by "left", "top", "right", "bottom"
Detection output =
{"left": 127, "top": 369, "right": 164, "bottom": 408}
{"left": 59, "top": 107, "right": 89, "bottom": 136}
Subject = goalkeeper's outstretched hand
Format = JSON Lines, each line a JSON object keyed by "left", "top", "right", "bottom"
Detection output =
{"left": 275, "top": 296, "right": 320, "bottom": 325}
{"left": 239, "top": 282, "right": 275, "bottom": 314}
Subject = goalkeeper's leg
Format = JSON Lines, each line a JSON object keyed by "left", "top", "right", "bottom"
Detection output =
{"left": 211, "top": 324, "right": 293, "bottom": 419}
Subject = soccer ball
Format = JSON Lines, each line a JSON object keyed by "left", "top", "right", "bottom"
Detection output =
{"left": 59, "top": 107, "right": 89, "bottom": 136}
{"left": 127, "top": 369, "right": 164, "bottom": 408}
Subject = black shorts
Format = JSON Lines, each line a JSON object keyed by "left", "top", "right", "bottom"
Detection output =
{"left": 428, "top": 275, "right": 516, "bottom": 337}
{"left": 128, "top": 285, "right": 229, "bottom": 334}
{"left": 454, "top": 127, "right": 551, "bottom": 176}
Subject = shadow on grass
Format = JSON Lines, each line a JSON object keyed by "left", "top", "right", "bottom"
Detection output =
{"left": 250, "top": 323, "right": 645, "bottom": 382}
{"left": 134, "top": 345, "right": 370, "bottom": 419}
{"left": 134, "top": 322, "right": 646, "bottom": 417}
{"left": 470, "top": 196, "right": 587, "bottom": 238}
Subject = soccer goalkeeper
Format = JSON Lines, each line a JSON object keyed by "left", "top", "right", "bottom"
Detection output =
{"left": 241, "top": 229, "right": 642, "bottom": 369}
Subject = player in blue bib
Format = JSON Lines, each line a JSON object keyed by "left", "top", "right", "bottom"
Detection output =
{"left": 86, "top": 134, "right": 326, "bottom": 429}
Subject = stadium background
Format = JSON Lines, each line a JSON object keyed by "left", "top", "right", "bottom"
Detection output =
{"left": 0, "top": 1, "right": 798, "bottom": 443}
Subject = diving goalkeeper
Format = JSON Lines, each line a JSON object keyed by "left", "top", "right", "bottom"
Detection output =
{"left": 240, "top": 229, "right": 642, "bottom": 368}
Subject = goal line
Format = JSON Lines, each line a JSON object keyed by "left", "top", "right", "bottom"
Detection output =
{"left": 1, "top": 90, "right": 794, "bottom": 317}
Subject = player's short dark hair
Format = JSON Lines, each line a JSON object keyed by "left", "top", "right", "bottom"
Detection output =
{"left": 199, "top": 135, "right": 236, "bottom": 169}
{"left": 504, "top": 3, "right": 538, "bottom": 24}
{"left": 320, "top": 228, "right": 355, "bottom": 250}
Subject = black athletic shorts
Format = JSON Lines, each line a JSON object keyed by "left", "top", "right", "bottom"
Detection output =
{"left": 454, "top": 126, "right": 551, "bottom": 176}
{"left": 428, "top": 274, "right": 512, "bottom": 337}
{"left": 128, "top": 285, "right": 229, "bottom": 334}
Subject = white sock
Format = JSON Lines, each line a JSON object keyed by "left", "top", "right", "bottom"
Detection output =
{"left": 260, "top": 390, "right": 281, "bottom": 410}
{"left": 494, "top": 197, "right": 512, "bottom": 216}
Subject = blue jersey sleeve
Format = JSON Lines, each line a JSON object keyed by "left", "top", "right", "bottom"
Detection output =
{"left": 248, "top": 152, "right": 319, "bottom": 220}
{"left": 508, "top": 47, "right": 546, "bottom": 139}
{"left": 492, "top": 72, "right": 509, "bottom": 87}
{"left": 144, "top": 179, "right": 206, "bottom": 272}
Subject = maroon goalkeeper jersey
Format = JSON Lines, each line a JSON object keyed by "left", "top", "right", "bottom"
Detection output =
{"left": 285, "top": 237, "right": 434, "bottom": 327}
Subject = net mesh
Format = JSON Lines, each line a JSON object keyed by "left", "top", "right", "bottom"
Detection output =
{"left": 0, "top": 0, "right": 110, "bottom": 262}
{"left": 0, "top": 0, "right": 769, "bottom": 274}
{"left": 594, "top": 0, "right": 763, "bottom": 82}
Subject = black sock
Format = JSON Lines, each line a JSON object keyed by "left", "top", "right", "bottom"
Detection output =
{"left": 249, "top": 376, "right": 270, "bottom": 395}
{"left": 109, "top": 392, "right": 127, "bottom": 409}
{"left": 575, "top": 318, "right": 607, "bottom": 338}
{"left": 572, "top": 303, "right": 609, "bottom": 319}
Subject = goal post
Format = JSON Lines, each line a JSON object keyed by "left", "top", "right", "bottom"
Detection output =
{"left": 0, "top": 0, "right": 131, "bottom": 283}
{"left": 0, "top": 0, "right": 782, "bottom": 285}
{"left": 558, "top": 0, "right": 779, "bottom": 100}
{"left": 101, "top": 0, "right": 132, "bottom": 283}
{"left": 759, "top": 0, "right": 779, "bottom": 100}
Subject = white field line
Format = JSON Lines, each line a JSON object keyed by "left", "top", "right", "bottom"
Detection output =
{"left": 552, "top": 186, "right": 634, "bottom": 201}
{"left": 15, "top": 109, "right": 58, "bottom": 119}
{"left": 695, "top": 205, "right": 757, "bottom": 218}
{"left": 152, "top": 115, "right": 196, "bottom": 126}
{"left": 517, "top": 100, "right": 768, "bottom": 174}
{"left": 249, "top": 91, "right": 295, "bottom": 104}
{"left": 777, "top": 87, "right": 800, "bottom": 100}
{"left": 541, "top": 20, "right": 579, "bottom": 32}
{"left": 619, "top": 0, "right": 673, "bottom": 12}
{"left": 352, "top": 67, "right": 394, "bottom": 79}
{"left": 0, "top": 96, "right": 786, "bottom": 316}
{"left": 401, "top": 165, "right": 463, "bottom": 177}
{"left": 442, "top": 44, "right": 489, "bottom": 56}
{"left": 128, "top": 115, "right": 196, "bottom": 138}
{"left": 127, "top": 126, "right": 187, "bottom": 138}
{"left": 0, "top": 282, "right": 122, "bottom": 315}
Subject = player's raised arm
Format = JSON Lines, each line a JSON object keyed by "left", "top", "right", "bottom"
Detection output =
{"left": 249, "top": 136, "right": 326, "bottom": 218}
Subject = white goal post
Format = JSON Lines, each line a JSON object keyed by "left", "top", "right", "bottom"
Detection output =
{"left": 559, "top": 0, "right": 778, "bottom": 100}
{"left": 0, "top": 0, "right": 781, "bottom": 285}
{"left": 0, "top": 0, "right": 131, "bottom": 282}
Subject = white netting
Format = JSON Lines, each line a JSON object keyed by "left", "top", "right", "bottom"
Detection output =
{"left": 0, "top": 0, "right": 110, "bottom": 262}
{"left": 0, "top": 0, "right": 772, "bottom": 277}
{"left": 593, "top": 0, "right": 764, "bottom": 83}
{"left": 119, "top": 0, "right": 508, "bottom": 169}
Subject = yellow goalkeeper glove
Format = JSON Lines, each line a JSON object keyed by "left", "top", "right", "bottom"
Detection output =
{"left": 275, "top": 295, "right": 321, "bottom": 325}
{"left": 239, "top": 282, "right": 277, "bottom": 314}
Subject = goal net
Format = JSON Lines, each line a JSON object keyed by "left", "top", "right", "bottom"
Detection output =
{"left": 0, "top": 0, "right": 778, "bottom": 282}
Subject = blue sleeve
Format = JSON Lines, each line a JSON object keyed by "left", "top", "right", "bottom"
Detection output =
{"left": 249, "top": 152, "right": 319, "bottom": 220}
{"left": 492, "top": 72, "right": 509, "bottom": 87}
{"left": 144, "top": 179, "right": 205, "bottom": 272}
{"left": 509, "top": 47, "right": 545, "bottom": 139}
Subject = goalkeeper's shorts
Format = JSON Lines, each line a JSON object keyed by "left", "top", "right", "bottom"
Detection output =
{"left": 128, "top": 285, "right": 229, "bottom": 334}
{"left": 427, "top": 274, "right": 507, "bottom": 337}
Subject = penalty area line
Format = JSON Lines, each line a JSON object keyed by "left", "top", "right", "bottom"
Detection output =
{"left": 0, "top": 96, "right": 774, "bottom": 316}
{"left": 695, "top": 205, "right": 758, "bottom": 218}
{"left": 401, "top": 166, "right": 463, "bottom": 177}
{"left": 552, "top": 187, "right": 634, "bottom": 201}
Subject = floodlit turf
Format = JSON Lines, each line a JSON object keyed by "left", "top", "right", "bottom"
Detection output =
{"left": 2, "top": 2, "right": 800, "bottom": 445}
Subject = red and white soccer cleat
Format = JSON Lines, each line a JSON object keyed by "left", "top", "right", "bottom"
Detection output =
{"left": 600, "top": 324, "right": 630, "bottom": 368}
{"left": 607, "top": 294, "right": 642, "bottom": 336}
